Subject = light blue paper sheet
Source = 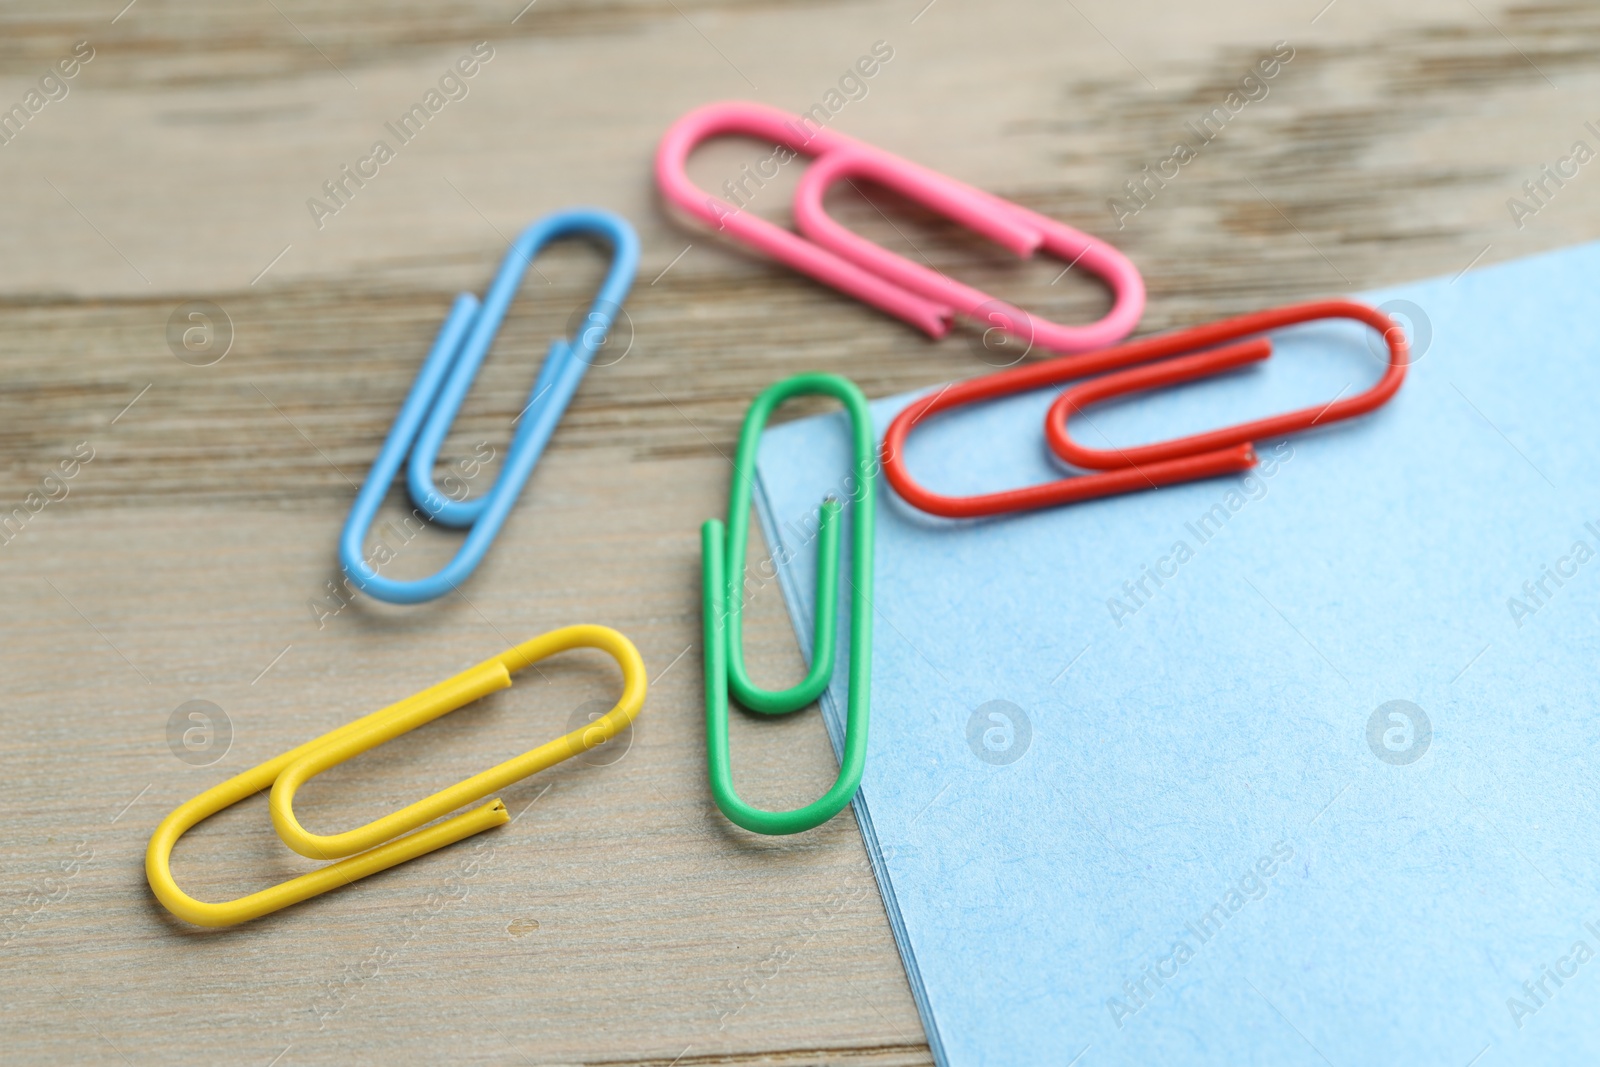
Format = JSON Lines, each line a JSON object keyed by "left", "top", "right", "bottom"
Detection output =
{"left": 750, "top": 242, "right": 1600, "bottom": 1066}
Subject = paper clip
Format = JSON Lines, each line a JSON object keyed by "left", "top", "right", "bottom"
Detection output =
{"left": 656, "top": 101, "right": 1144, "bottom": 354}
{"left": 146, "top": 625, "right": 646, "bottom": 927}
{"left": 882, "top": 300, "right": 1407, "bottom": 519}
{"left": 340, "top": 207, "right": 640, "bottom": 604}
{"left": 701, "top": 372, "right": 875, "bottom": 835}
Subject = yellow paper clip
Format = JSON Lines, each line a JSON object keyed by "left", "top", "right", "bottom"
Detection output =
{"left": 146, "top": 624, "right": 646, "bottom": 928}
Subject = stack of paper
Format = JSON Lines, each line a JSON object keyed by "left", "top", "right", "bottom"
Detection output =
{"left": 752, "top": 243, "right": 1600, "bottom": 1065}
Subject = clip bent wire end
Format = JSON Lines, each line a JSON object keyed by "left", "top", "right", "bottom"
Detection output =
{"left": 702, "top": 373, "right": 875, "bottom": 835}
{"left": 146, "top": 624, "right": 646, "bottom": 927}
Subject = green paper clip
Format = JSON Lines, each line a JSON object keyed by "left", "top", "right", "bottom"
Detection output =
{"left": 701, "top": 372, "right": 876, "bottom": 835}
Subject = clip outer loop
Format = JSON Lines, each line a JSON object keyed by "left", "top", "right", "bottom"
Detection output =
{"left": 145, "top": 624, "right": 646, "bottom": 927}
{"left": 880, "top": 300, "right": 1405, "bottom": 519}
{"left": 702, "top": 372, "right": 875, "bottom": 835}
{"left": 656, "top": 101, "right": 1143, "bottom": 351}
{"left": 339, "top": 207, "right": 639, "bottom": 604}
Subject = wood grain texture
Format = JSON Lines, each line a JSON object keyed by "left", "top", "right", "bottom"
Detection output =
{"left": 0, "top": 0, "right": 1596, "bottom": 1063}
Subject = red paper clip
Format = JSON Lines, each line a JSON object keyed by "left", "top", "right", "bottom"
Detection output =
{"left": 656, "top": 100, "right": 1144, "bottom": 354}
{"left": 881, "top": 300, "right": 1407, "bottom": 519}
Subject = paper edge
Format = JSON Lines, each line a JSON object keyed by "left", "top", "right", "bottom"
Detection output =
{"left": 751, "top": 460, "right": 950, "bottom": 1067}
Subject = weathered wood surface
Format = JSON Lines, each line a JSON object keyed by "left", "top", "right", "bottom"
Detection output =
{"left": 0, "top": 0, "right": 1595, "bottom": 1062}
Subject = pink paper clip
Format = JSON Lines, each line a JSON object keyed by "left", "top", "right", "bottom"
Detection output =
{"left": 656, "top": 100, "right": 1145, "bottom": 354}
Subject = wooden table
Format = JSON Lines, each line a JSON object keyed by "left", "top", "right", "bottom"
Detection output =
{"left": 0, "top": 1, "right": 1591, "bottom": 1062}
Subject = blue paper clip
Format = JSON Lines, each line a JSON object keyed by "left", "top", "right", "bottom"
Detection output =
{"left": 339, "top": 207, "right": 640, "bottom": 604}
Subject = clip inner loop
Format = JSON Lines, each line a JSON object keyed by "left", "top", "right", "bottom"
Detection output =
{"left": 1045, "top": 299, "right": 1407, "bottom": 469}
{"left": 790, "top": 146, "right": 1144, "bottom": 354}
